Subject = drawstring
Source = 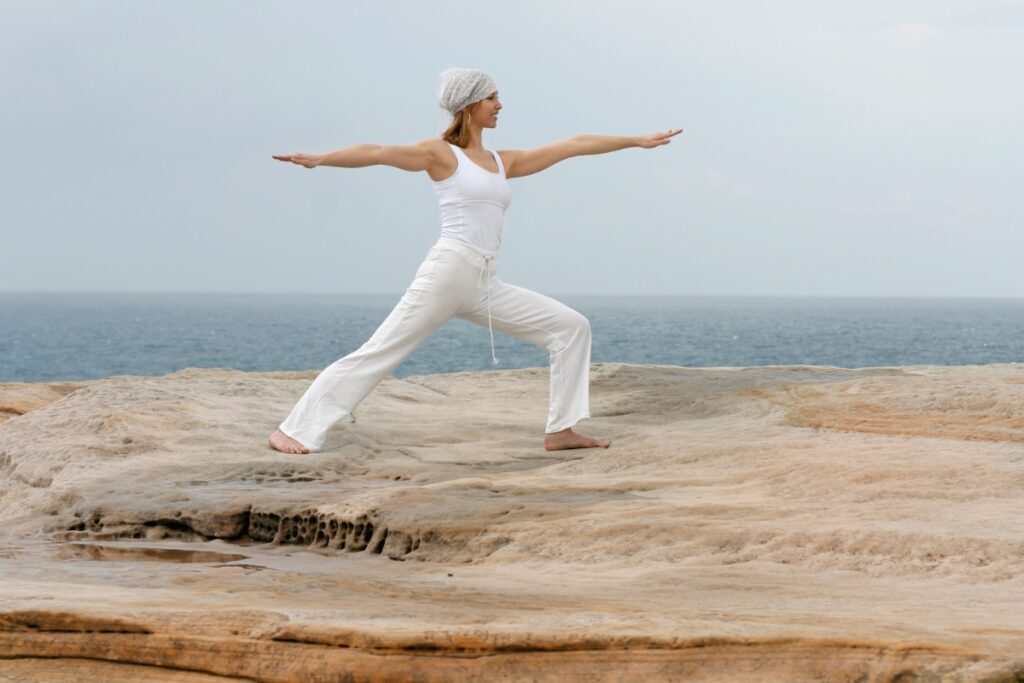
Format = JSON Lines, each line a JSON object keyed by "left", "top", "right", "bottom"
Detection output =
{"left": 477, "top": 255, "right": 500, "bottom": 366}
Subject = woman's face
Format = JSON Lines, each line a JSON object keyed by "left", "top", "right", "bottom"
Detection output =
{"left": 469, "top": 91, "right": 501, "bottom": 128}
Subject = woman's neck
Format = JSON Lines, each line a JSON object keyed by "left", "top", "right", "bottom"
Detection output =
{"left": 464, "top": 125, "right": 485, "bottom": 151}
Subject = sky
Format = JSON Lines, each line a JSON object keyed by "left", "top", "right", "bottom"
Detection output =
{"left": 2, "top": 0, "right": 1022, "bottom": 298}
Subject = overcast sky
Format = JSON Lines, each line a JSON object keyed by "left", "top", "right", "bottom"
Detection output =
{"left": 2, "top": 1, "right": 1022, "bottom": 297}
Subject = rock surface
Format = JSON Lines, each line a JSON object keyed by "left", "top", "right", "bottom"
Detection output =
{"left": 1, "top": 363, "right": 1022, "bottom": 682}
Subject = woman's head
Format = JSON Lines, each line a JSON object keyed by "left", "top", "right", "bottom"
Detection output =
{"left": 438, "top": 68, "right": 500, "bottom": 146}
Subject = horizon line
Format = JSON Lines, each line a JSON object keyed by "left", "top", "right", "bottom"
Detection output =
{"left": 2, "top": 290, "right": 1023, "bottom": 301}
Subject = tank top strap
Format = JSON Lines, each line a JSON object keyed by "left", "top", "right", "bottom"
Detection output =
{"left": 446, "top": 143, "right": 503, "bottom": 176}
{"left": 491, "top": 150, "right": 506, "bottom": 177}
{"left": 448, "top": 142, "right": 472, "bottom": 164}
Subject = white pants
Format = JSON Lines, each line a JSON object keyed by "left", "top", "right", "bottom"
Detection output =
{"left": 279, "top": 237, "right": 592, "bottom": 451}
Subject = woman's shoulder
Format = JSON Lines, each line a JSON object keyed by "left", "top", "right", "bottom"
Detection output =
{"left": 409, "top": 137, "right": 452, "bottom": 155}
{"left": 421, "top": 138, "right": 458, "bottom": 182}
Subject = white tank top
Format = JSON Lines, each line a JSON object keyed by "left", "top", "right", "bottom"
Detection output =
{"left": 432, "top": 142, "right": 512, "bottom": 254}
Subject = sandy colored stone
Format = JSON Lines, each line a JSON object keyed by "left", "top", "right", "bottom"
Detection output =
{"left": 746, "top": 365, "right": 1024, "bottom": 442}
{"left": 1, "top": 363, "right": 1023, "bottom": 681}
{"left": 0, "top": 657, "right": 253, "bottom": 683}
{"left": 0, "top": 381, "right": 91, "bottom": 423}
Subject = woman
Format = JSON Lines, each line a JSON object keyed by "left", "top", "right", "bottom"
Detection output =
{"left": 269, "top": 68, "right": 681, "bottom": 455}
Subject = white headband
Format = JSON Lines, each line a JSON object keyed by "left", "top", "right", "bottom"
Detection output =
{"left": 436, "top": 67, "right": 497, "bottom": 134}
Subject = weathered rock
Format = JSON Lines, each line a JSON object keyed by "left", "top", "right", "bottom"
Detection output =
{"left": 1, "top": 363, "right": 1022, "bottom": 681}
{"left": 0, "top": 380, "right": 91, "bottom": 423}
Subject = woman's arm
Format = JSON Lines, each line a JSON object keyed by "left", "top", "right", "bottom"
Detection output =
{"left": 501, "top": 128, "right": 682, "bottom": 179}
{"left": 273, "top": 139, "right": 446, "bottom": 173}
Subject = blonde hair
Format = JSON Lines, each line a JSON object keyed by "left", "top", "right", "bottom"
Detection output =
{"left": 442, "top": 108, "right": 473, "bottom": 148}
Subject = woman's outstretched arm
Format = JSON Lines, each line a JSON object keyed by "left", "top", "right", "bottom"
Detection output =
{"left": 272, "top": 139, "right": 445, "bottom": 173}
{"left": 501, "top": 128, "right": 683, "bottom": 179}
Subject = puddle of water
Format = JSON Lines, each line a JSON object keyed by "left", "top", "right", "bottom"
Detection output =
{"left": 57, "top": 543, "right": 248, "bottom": 564}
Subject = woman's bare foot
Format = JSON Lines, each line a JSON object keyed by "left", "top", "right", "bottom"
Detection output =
{"left": 543, "top": 428, "right": 610, "bottom": 451}
{"left": 268, "top": 429, "right": 309, "bottom": 455}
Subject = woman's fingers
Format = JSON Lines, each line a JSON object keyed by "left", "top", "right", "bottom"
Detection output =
{"left": 272, "top": 153, "right": 315, "bottom": 167}
{"left": 642, "top": 128, "right": 684, "bottom": 148}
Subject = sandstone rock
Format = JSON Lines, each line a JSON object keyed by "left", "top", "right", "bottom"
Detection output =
{"left": 1, "top": 364, "right": 1022, "bottom": 681}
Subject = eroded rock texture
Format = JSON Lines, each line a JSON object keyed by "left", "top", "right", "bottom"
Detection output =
{"left": 1, "top": 364, "right": 1023, "bottom": 682}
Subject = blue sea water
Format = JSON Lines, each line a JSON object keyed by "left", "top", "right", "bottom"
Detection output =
{"left": 1, "top": 293, "right": 1021, "bottom": 383}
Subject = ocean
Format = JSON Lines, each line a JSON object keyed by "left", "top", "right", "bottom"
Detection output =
{"left": 1, "top": 293, "right": 1021, "bottom": 383}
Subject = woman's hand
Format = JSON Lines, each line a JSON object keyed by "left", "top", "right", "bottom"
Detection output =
{"left": 634, "top": 128, "right": 684, "bottom": 149}
{"left": 272, "top": 152, "right": 324, "bottom": 168}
